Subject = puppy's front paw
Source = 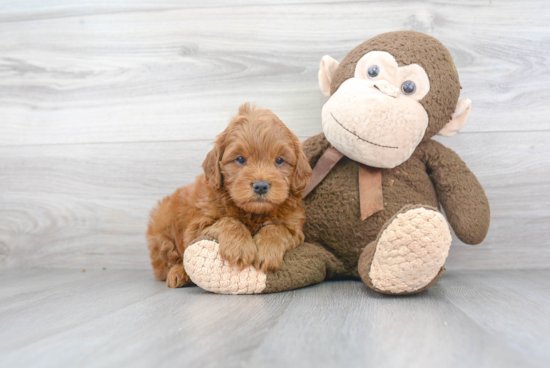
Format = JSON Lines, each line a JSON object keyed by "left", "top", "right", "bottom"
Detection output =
{"left": 253, "top": 233, "right": 286, "bottom": 272}
{"left": 166, "top": 264, "right": 190, "bottom": 288}
{"left": 254, "top": 246, "right": 284, "bottom": 272}
{"left": 218, "top": 236, "right": 257, "bottom": 270}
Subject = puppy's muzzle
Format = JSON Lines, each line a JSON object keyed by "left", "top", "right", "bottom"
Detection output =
{"left": 253, "top": 181, "right": 270, "bottom": 195}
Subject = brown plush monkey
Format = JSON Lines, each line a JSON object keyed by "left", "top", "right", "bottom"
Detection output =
{"left": 183, "top": 31, "right": 490, "bottom": 295}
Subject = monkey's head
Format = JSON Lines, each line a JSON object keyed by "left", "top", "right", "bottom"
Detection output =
{"left": 318, "top": 31, "right": 471, "bottom": 168}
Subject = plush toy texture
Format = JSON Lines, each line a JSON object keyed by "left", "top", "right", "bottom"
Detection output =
{"left": 330, "top": 31, "right": 460, "bottom": 139}
{"left": 184, "top": 236, "right": 267, "bottom": 294}
{"left": 184, "top": 31, "right": 490, "bottom": 295}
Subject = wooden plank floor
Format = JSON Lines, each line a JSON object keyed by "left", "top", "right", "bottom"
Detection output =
{"left": 1, "top": 269, "right": 549, "bottom": 368}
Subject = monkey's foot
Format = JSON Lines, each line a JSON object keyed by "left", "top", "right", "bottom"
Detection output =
{"left": 358, "top": 205, "right": 452, "bottom": 294}
{"left": 183, "top": 237, "right": 267, "bottom": 295}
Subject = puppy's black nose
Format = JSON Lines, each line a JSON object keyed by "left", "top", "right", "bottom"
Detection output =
{"left": 253, "top": 181, "right": 270, "bottom": 195}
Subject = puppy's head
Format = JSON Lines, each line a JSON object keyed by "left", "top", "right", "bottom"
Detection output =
{"left": 202, "top": 103, "right": 312, "bottom": 214}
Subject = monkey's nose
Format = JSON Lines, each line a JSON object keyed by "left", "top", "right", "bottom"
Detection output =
{"left": 373, "top": 80, "right": 399, "bottom": 98}
{"left": 253, "top": 181, "right": 270, "bottom": 195}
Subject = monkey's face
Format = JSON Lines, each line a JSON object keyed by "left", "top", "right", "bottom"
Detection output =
{"left": 321, "top": 51, "right": 431, "bottom": 169}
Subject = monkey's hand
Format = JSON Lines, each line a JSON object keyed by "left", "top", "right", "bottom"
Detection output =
{"left": 421, "top": 140, "right": 490, "bottom": 245}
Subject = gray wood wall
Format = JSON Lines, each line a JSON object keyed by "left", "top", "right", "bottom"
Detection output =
{"left": 1, "top": 0, "right": 549, "bottom": 270}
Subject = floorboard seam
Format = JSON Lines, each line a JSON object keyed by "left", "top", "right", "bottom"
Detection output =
{"left": 438, "top": 283, "right": 542, "bottom": 367}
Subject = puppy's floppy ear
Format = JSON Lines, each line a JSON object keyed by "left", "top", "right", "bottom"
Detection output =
{"left": 291, "top": 135, "right": 313, "bottom": 194}
{"left": 202, "top": 132, "right": 226, "bottom": 189}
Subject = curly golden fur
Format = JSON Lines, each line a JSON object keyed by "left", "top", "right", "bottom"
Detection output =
{"left": 147, "top": 103, "right": 312, "bottom": 287}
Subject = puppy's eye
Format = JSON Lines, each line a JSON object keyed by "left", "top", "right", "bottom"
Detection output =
{"left": 401, "top": 80, "right": 416, "bottom": 95}
{"left": 368, "top": 65, "right": 380, "bottom": 79}
{"left": 275, "top": 157, "right": 284, "bottom": 166}
{"left": 235, "top": 156, "right": 246, "bottom": 165}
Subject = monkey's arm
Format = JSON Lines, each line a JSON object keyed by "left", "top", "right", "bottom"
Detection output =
{"left": 420, "top": 140, "right": 490, "bottom": 245}
{"left": 302, "top": 133, "right": 331, "bottom": 168}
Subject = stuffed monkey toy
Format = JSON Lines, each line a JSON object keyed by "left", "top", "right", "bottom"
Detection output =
{"left": 183, "top": 31, "right": 490, "bottom": 295}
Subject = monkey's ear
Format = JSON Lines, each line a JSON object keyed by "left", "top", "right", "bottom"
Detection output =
{"left": 319, "top": 55, "right": 340, "bottom": 97}
{"left": 438, "top": 99, "right": 472, "bottom": 137}
{"left": 202, "top": 133, "right": 226, "bottom": 189}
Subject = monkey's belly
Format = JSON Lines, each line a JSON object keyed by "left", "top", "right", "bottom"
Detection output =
{"left": 303, "top": 157, "right": 439, "bottom": 273}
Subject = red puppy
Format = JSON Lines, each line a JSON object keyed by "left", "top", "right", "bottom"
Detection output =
{"left": 147, "top": 103, "right": 312, "bottom": 287}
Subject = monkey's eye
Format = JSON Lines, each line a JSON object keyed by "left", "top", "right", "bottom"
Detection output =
{"left": 235, "top": 156, "right": 246, "bottom": 165}
{"left": 367, "top": 65, "right": 380, "bottom": 79}
{"left": 401, "top": 81, "right": 416, "bottom": 95}
{"left": 275, "top": 157, "right": 285, "bottom": 166}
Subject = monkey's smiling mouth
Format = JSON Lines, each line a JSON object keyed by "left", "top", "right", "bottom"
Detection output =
{"left": 330, "top": 113, "right": 398, "bottom": 149}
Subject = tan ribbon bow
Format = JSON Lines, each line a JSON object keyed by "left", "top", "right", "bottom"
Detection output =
{"left": 303, "top": 146, "right": 384, "bottom": 221}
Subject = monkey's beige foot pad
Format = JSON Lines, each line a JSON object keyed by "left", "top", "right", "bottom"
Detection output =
{"left": 183, "top": 239, "right": 267, "bottom": 295}
{"left": 370, "top": 207, "right": 452, "bottom": 294}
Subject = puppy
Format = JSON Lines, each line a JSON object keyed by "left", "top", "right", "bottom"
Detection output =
{"left": 147, "top": 103, "right": 312, "bottom": 288}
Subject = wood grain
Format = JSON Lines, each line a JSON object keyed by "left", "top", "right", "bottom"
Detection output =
{"left": 0, "top": 0, "right": 549, "bottom": 271}
{"left": 440, "top": 270, "right": 550, "bottom": 365}
{"left": 0, "top": 3, "right": 548, "bottom": 366}
{"left": 0, "top": 0, "right": 549, "bottom": 146}
{"left": 0, "top": 269, "right": 548, "bottom": 367}
{"left": 1, "top": 131, "right": 548, "bottom": 270}
{"left": 0, "top": 0, "right": 343, "bottom": 22}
